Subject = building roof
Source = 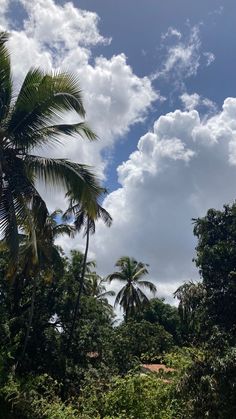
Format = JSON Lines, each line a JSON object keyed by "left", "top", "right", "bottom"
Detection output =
{"left": 141, "top": 364, "right": 175, "bottom": 373}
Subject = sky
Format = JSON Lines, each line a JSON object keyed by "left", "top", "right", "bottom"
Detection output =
{"left": 1, "top": 0, "right": 236, "bottom": 303}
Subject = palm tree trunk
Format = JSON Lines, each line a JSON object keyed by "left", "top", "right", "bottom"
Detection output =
{"left": 17, "top": 275, "right": 37, "bottom": 368}
{"left": 0, "top": 159, "right": 3, "bottom": 202}
{"left": 67, "top": 218, "right": 90, "bottom": 351}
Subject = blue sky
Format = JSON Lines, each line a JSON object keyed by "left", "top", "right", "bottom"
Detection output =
{"left": 77, "top": 0, "right": 236, "bottom": 191}
{"left": 1, "top": 0, "right": 236, "bottom": 302}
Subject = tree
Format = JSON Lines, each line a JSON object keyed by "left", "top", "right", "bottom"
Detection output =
{"left": 112, "top": 320, "right": 173, "bottom": 372}
{"left": 135, "top": 297, "right": 182, "bottom": 344}
{"left": 193, "top": 204, "right": 236, "bottom": 337}
{"left": 0, "top": 32, "right": 102, "bottom": 268}
{"left": 84, "top": 272, "right": 115, "bottom": 301}
{"left": 108, "top": 256, "right": 157, "bottom": 321}
{"left": 174, "top": 282, "right": 205, "bottom": 343}
{"left": 17, "top": 210, "right": 75, "bottom": 366}
{"left": 64, "top": 200, "right": 112, "bottom": 351}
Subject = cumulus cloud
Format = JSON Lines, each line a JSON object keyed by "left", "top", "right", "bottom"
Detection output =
{"left": 0, "top": 0, "right": 157, "bottom": 209}
{"left": 180, "top": 93, "right": 200, "bottom": 111}
{"left": 69, "top": 97, "right": 236, "bottom": 302}
{"left": 0, "top": 0, "right": 9, "bottom": 26}
{"left": 21, "top": 0, "right": 110, "bottom": 49}
{"left": 180, "top": 92, "right": 217, "bottom": 113}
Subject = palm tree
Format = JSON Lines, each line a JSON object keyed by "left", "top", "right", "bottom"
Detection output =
{"left": 108, "top": 256, "right": 157, "bottom": 321}
{"left": 64, "top": 199, "right": 112, "bottom": 350}
{"left": 85, "top": 271, "right": 115, "bottom": 301}
{"left": 174, "top": 281, "right": 205, "bottom": 341}
{"left": 17, "top": 209, "right": 75, "bottom": 365}
{"left": 0, "top": 32, "right": 101, "bottom": 268}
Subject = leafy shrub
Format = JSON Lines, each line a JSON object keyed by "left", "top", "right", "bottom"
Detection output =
{"left": 101, "top": 373, "right": 183, "bottom": 419}
{"left": 0, "top": 374, "right": 78, "bottom": 419}
{"left": 179, "top": 346, "right": 236, "bottom": 418}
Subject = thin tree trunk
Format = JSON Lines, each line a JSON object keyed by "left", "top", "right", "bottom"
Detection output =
{"left": 0, "top": 159, "right": 3, "bottom": 203}
{"left": 67, "top": 218, "right": 90, "bottom": 352}
{"left": 17, "top": 275, "right": 37, "bottom": 369}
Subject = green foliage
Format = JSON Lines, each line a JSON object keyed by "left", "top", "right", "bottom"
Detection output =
{"left": 193, "top": 204, "right": 236, "bottom": 336}
{"left": 111, "top": 320, "right": 174, "bottom": 372}
{"left": 136, "top": 298, "right": 182, "bottom": 344}
{"left": 101, "top": 374, "right": 183, "bottom": 419}
{"left": 0, "top": 32, "right": 101, "bottom": 265}
{"left": 0, "top": 374, "right": 78, "bottom": 419}
{"left": 179, "top": 344, "right": 236, "bottom": 418}
{"left": 174, "top": 282, "right": 206, "bottom": 343}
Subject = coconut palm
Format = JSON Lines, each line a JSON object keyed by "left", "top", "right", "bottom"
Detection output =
{"left": 0, "top": 32, "right": 101, "bottom": 268}
{"left": 17, "top": 209, "right": 75, "bottom": 365}
{"left": 108, "top": 256, "right": 157, "bottom": 321}
{"left": 64, "top": 199, "right": 112, "bottom": 349}
{"left": 85, "top": 271, "right": 115, "bottom": 301}
{"left": 174, "top": 281, "right": 205, "bottom": 340}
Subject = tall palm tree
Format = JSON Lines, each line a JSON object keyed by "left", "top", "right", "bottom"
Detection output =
{"left": 18, "top": 209, "right": 74, "bottom": 365}
{"left": 0, "top": 32, "right": 101, "bottom": 267}
{"left": 108, "top": 256, "right": 157, "bottom": 321}
{"left": 64, "top": 199, "right": 112, "bottom": 349}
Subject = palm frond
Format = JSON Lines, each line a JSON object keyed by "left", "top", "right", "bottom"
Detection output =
{"left": 132, "top": 266, "right": 149, "bottom": 280}
{"left": 12, "top": 122, "right": 97, "bottom": 151}
{"left": 53, "top": 223, "right": 75, "bottom": 239}
{"left": 37, "top": 122, "right": 97, "bottom": 141}
{"left": 107, "top": 272, "right": 126, "bottom": 282}
{"left": 136, "top": 287, "right": 149, "bottom": 305}
{"left": 115, "top": 256, "right": 137, "bottom": 268}
{"left": 137, "top": 280, "right": 157, "bottom": 294}
{"left": 0, "top": 183, "right": 19, "bottom": 269}
{"left": 98, "top": 290, "right": 116, "bottom": 299}
{"left": 0, "top": 31, "right": 12, "bottom": 122}
{"left": 97, "top": 205, "right": 112, "bottom": 227}
{"left": 24, "top": 155, "right": 102, "bottom": 204}
{"left": 114, "top": 286, "right": 126, "bottom": 307}
{"left": 8, "top": 71, "right": 87, "bottom": 150}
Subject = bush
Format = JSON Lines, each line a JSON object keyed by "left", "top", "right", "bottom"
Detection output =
{"left": 0, "top": 374, "right": 78, "bottom": 419}
{"left": 101, "top": 374, "right": 183, "bottom": 419}
{"left": 179, "top": 346, "right": 236, "bottom": 418}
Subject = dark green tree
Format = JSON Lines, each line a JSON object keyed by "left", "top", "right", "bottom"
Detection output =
{"left": 111, "top": 320, "right": 174, "bottom": 373}
{"left": 193, "top": 204, "right": 236, "bottom": 338}
{"left": 136, "top": 297, "right": 182, "bottom": 344}
{"left": 174, "top": 282, "right": 205, "bottom": 343}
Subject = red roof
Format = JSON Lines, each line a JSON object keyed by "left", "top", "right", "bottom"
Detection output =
{"left": 141, "top": 364, "right": 175, "bottom": 373}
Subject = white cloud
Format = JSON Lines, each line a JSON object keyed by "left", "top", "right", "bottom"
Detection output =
{"left": 161, "top": 27, "right": 182, "bottom": 40}
{"left": 0, "top": 0, "right": 9, "bottom": 27}
{"left": 0, "top": 0, "right": 157, "bottom": 209}
{"left": 157, "top": 26, "right": 201, "bottom": 80}
{"left": 21, "top": 0, "right": 110, "bottom": 49}
{"left": 203, "top": 51, "right": 215, "bottom": 66}
{"left": 1, "top": 0, "right": 232, "bottom": 307}
{"left": 154, "top": 25, "right": 215, "bottom": 91}
{"left": 74, "top": 98, "right": 236, "bottom": 302}
{"left": 180, "top": 93, "right": 200, "bottom": 111}
{"left": 180, "top": 92, "right": 217, "bottom": 113}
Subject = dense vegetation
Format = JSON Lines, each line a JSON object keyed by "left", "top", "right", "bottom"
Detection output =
{"left": 0, "top": 32, "right": 236, "bottom": 418}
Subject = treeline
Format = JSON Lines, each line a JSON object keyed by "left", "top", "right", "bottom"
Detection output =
{"left": 1, "top": 203, "right": 236, "bottom": 418}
